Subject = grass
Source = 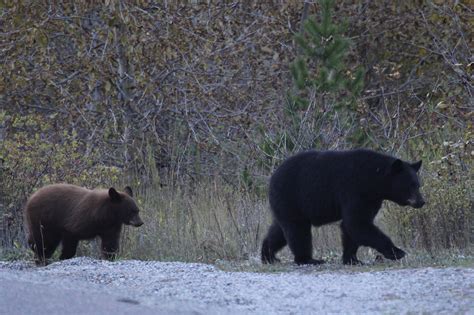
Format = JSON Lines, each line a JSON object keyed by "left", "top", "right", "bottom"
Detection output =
{"left": 1, "top": 149, "right": 472, "bottom": 272}
{"left": 214, "top": 248, "right": 474, "bottom": 274}
{"left": 118, "top": 180, "right": 269, "bottom": 263}
{"left": 113, "top": 164, "right": 472, "bottom": 265}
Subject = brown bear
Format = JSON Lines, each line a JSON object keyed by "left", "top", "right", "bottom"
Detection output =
{"left": 24, "top": 184, "right": 143, "bottom": 265}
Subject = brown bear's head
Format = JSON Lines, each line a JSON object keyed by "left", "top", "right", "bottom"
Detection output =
{"left": 108, "top": 186, "right": 144, "bottom": 227}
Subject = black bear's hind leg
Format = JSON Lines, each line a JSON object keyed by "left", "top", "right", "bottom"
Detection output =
{"left": 261, "top": 221, "right": 287, "bottom": 264}
{"left": 283, "top": 221, "right": 324, "bottom": 265}
{"left": 60, "top": 236, "right": 79, "bottom": 260}
{"left": 341, "top": 223, "right": 362, "bottom": 265}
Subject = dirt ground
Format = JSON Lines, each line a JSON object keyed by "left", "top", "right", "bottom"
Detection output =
{"left": 0, "top": 258, "right": 473, "bottom": 314}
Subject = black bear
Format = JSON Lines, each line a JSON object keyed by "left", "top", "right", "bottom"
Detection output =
{"left": 24, "top": 184, "right": 143, "bottom": 265}
{"left": 261, "top": 149, "right": 425, "bottom": 265}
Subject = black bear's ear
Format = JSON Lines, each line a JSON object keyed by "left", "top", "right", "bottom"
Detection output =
{"left": 411, "top": 160, "right": 422, "bottom": 172}
{"left": 390, "top": 159, "right": 404, "bottom": 174}
{"left": 108, "top": 187, "right": 121, "bottom": 202}
{"left": 124, "top": 186, "right": 133, "bottom": 197}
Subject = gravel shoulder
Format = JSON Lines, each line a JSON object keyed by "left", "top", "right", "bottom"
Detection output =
{"left": 0, "top": 258, "right": 473, "bottom": 314}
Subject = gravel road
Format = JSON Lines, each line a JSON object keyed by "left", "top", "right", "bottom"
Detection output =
{"left": 0, "top": 258, "right": 473, "bottom": 314}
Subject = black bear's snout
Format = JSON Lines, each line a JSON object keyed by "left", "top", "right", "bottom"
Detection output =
{"left": 413, "top": 199, "right": 425, "bottom": 208}
{"left": 408, "top": 197, "right": 425, "bottom": 208}
{"left": 407, "top": 190, "right": 425, "bottom": 209}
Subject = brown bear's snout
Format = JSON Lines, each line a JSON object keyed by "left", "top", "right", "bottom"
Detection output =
{"left": 129, "top": 215, "right": 144, "bottom": 227}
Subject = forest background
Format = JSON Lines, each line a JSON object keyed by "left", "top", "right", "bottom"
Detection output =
{"left": 0, "top": 1, "right": 472, "bottom": 263}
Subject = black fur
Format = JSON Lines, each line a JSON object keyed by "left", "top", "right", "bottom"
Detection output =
{"left": 261, "top": 149, "right": 425, "bottom": 265}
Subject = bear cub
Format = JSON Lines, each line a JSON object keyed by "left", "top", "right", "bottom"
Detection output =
{"left": 261, "top": 149, "right": 425, "bottom": 265}
{"left": 24, "top": 184, "right": 143, "bottom": 265}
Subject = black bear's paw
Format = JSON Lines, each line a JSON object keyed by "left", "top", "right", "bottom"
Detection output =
{"left": 34, "top": 259, "right": 49, "bottom": 267}
{"left": 262, "top": 255, "right": 281, "bottom": 264}
{"left": 383, "top": 247, "right": 406, "bottom": 260}
{"left": 295, "top": 258, "right": 325, "bottom": 265}
{"left": 342, "top": 256, "right": 363, "bottom": 265}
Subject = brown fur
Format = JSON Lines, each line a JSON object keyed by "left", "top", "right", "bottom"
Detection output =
{"left": 24, "top": 184, "right": 143, "bottom": 265}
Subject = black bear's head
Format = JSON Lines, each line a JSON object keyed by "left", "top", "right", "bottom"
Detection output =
{"left": 109, "top": 186, "right": 144, "bottom": 227}
{"left": 386, "top": 159, "right": 425, "bottom": 208}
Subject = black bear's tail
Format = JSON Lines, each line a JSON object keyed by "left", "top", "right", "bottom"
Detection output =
{"left": 261, "top": 221, "right": 287, "bottom": 264}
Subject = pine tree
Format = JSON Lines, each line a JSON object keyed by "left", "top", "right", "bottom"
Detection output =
{"left": 257, "top": 0, "right": 366, "bottom": 170}
{"left": 290, "top": 0, "right": 364, "bottom": 112}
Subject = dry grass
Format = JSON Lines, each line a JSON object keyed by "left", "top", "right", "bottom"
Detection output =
{"left": 113, "top": 169, "right": 472, "bottom": 267}
{"left": 1, "top": 158, "right": 472, "bottom": 269}
{"left": 115, "top": 179, "right": 269, "bottom": 263}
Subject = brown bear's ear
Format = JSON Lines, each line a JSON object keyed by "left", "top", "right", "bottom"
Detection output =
{"left": 124, "top": 186, "right": 133, "bottom": 197}
{"left": 411, "top": 160, "right": 422, "bottom": 172}
{"left": 108, "top": 187, "right": 121, "bottom": 202}
{"left": 390, "top": 159, "right": 404, "bottom": 174}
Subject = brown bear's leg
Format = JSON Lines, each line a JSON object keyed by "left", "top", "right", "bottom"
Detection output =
{"left": 60, "top": 236, "right": 79, "bottom": 260}
{"left": 100, "top": 229, "right": 121, "bottom": 260}
{"left": 28, "top": 231, "right": 46, "bottom": 265}
{"left": 27, "top": 232, "right": 36, "bottom": 253}
{"left": 43, "top": 232, "right": 61, "bottom": 259}
{"left": 31, "top": 227, "right": 61, "bottom": 265}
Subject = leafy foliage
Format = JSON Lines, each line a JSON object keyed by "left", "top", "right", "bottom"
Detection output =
{"left": 0, "top": 1, "right": 472, "bottom": 262}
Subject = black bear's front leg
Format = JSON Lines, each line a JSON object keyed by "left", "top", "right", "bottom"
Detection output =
{"left": 281, "top": 220, "right": 324, "bottom": 265}
{"left": 342, "top": 218, "right": 406, "bottom": 261}
{"left": 340, "top": 224, "right": 362, "bottom": 265}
